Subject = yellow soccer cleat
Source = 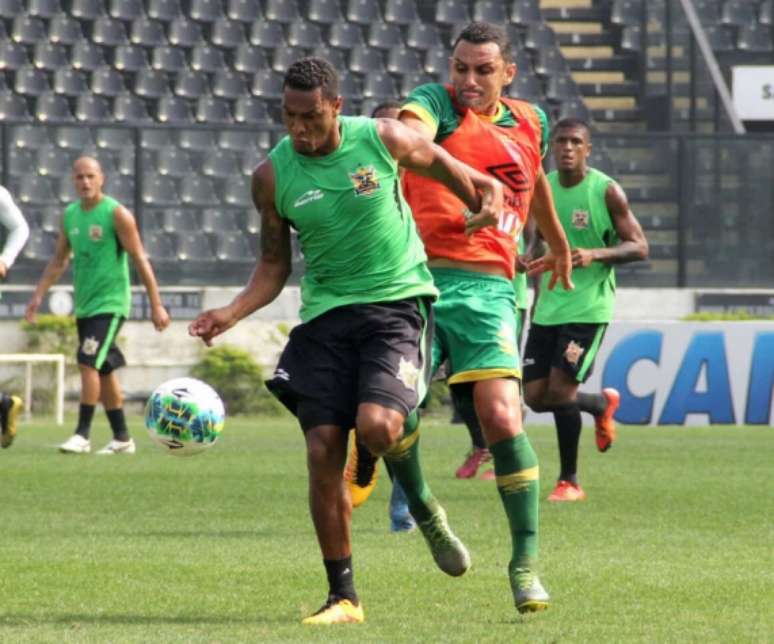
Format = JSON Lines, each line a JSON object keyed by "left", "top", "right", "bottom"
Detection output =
{"left": 302, "top": 597, "right": 365, "bottom": 625}
{"left": 344, "top": 436, "right": 379, "bottom": 508}
{"left": 1, "top": 395, "right": 23, "bottom": 449}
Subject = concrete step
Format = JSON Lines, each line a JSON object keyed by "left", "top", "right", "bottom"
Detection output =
{"left": 578, "top": 81, "right": 640, "bottom": 97}
{"left": 572, "top": 71, "right": 627, "bottom": 83}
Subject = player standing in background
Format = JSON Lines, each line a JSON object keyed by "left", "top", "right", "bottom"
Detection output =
{"left": 0, "top": 185, "right": 30, "bottom": 448}
{"left": 345, "top": 99, "right": 417, "bottom": 534}
{"left": 189, "top": 58, "right": 504, "bottom": 625}
{"left": 25, "top": 157, "right": 170, "bottom": 455}
{"left": 523, "top": 118, "right": 649, "bottom": 501}
{"left": 399, "top": 22, "right": 573, "bottom": 613}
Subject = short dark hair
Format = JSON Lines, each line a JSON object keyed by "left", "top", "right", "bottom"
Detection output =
{"left": 452, "top": 22, "right": 513, "bottom": 64}
{"left": 283, "top": 57, "right": 339, "bottom": 101}
{"left": 370, "top": 100, "right": 402, "bottom": 118}
{"left": 553, "top": 117, "right": 592, "bottom": 140}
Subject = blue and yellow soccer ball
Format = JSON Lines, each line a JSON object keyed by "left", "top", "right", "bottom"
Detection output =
{"left": 145, "top": 377, "right": 225, "bottom": 456}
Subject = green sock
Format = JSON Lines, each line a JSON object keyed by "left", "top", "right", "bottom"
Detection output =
{"left": 490, "top": 432, "right": 540, "bottom": 570}
{"left": 383, "top": 410, "right": 438, "bottom": 523}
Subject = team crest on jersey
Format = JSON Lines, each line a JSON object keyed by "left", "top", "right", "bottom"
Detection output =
{"left": 348, "top": 165, "right": 380, "bottom": 197}
{"left": 571, "top": 209, "right": 590, "bottom": 229}
{"left": 89, "top": 224, "right": 103, "bottom": 241}
{"left": 396, "top": 356, "right": 419, "bottom": 391}
{"left": 564, "top": 340, "right": 585, "bottom": 366}
{"left": 82, "top": 336, "right": 100, "bottom": 356}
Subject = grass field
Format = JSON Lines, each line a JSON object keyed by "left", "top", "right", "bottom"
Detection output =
{"left": 0, "top": 412, "right": 771, "bottom": 643}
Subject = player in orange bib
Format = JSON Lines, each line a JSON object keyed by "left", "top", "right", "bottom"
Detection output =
{"left": 399, "top": 22, "right": 573, "bottom": 614}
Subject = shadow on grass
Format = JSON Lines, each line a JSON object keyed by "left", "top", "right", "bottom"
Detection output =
{"left": 0, "top": 613, "right": 282, "bottom": 626}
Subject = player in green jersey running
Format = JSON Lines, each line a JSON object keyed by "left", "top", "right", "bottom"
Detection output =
{"left": 189, "top": 58, "right": 504, "bottom": 626}
{"left": 523, "top": 118, "right": 649, "bottom": 502}
{"left": 26, "top": 157, "right": 170, "bottom": 455}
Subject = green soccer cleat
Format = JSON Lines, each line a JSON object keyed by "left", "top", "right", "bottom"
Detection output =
{"left": 417, "top": 506, "right": 470, "bottom": 577}
{"left": 510, "top": 565, "right": 550, "bottom": 614}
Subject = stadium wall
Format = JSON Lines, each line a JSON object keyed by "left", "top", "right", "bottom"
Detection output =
{"left": 1, "top": 287, "right": 772, "bottom": 426}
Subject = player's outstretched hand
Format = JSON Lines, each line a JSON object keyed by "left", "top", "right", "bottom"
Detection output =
{"left": 188, "top": 307, "right": 237, "bottom": 347}
{"left": 527, "top": 253, "right": 575, "bottom": 291}
{"left": 464, "top": 180, "right": 504, "bottom": 236}
{"left": 151, "top": 304, "right": 171, "bottom": 332}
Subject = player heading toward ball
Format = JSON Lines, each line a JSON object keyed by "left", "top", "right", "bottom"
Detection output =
{"left": 189, "top": 57, "right": 504, "bottom": 625}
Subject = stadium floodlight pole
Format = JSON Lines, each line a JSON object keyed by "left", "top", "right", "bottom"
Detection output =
{"left": 678, "top": 0, "right": 745, "bottom": 134}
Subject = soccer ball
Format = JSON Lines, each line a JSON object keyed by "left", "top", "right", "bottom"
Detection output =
{"left": 144, "top": 377, "right": 225, "bottom": 456}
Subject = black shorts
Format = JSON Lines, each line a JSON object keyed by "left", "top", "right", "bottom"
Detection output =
{"left": 76, "top": 314, "right": 126, "bottom": 375}
{"left": 522, "top": 322, "right": 608, "bottom": 384}
{"left": 265, "top": 298, "right": 433, "bottom": 431}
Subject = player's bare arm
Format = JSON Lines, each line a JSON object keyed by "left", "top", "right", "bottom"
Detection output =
{"left": 526, "top": 170, "right": 573, "bottom": 291}
{"left": 189, "top": 161, "right": 291, "bottom": 346}
{"left": 25, "top": 226, "right": 71, "bottom": 324}
{"left": 377, "top": 117, "right": 503, "bottom": 223}
{"left": 114, "top": 205, "right": 170, "bottom": 331}
{"left": 572, "top": 182, "right": 649, "bottom": 267}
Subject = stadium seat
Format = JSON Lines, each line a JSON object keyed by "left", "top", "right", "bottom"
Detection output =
{"left": 211, "top": 18, "right": 247, "bottom": 49}
{"left": 215, "top": 231, "right": 254, "bottom": 263}
{"left": 348, "top": 45, "right": 386, "bottom": 73}
{"left": 18, "top": 175, "right": 58, "bottom": 205}
{"left": 174, "top": 69, "right": 210, "bottom": 98}
{"left": 233, "top": 95, "right": 270, "bottom": 123}
{"left": 218, "top": 129, "right": 255, "bottom": 151}
{"left": 510, "top": 1, "right": 543, "bottom": 27}
{"left": 113, "top": 92, "right": 151, "bottom": 122}
{"left": 191, "top": 44, "right": 226, "bottom": 72}
{"left": 287, "top": 20, "right": 323, "bottom": 48}
{"left": 611, "top": 0, "right": 642, "bottom": 27}
{"left": 11, "top": 124, "right": 50, "bottom": 149}
{"left": 33, "top": 42, "right": 68, "bottom": 71}
{"left": 157, "top": 146, "right": 195, "bottom": 176}
{"left": 328, "top": 21, "right": 365, "bottom": 49}
{"left": 424, "top": 46, "right": 451, "bottom": 74}
{"left": 384, "top": 0, "right": 419, "bottom": 25}
{"left": 11, "top": 16, "right": 46, "bottom": 44}
{"left": 168, "top": 17, "right": 204, "bottom": 47}
{"left": 761, "top": 0, "right": 773, "bottom": 26}
{"left": 53, "top": 68, "right": 88, "bottom": 96}
{"left": 474, "top": 0, "right": 509, "bottom": 23}
{"left": 142, "top": 174, "right": 179, "bottom": 206}
{"left": 347, "top": 0, "right": 382, "bottom": 24}
{"left": 28, "top": 0, "right": 61, "bottom": 18}
{"left": 92, "top": 17, "right": 129, "bottom": 47}
{"left": 129, "top": 17, "right": 167, "bottom": 47}
{"left": 56, "top": 174, "right": 76, "bottom": 203}
{"left": 109, "top": 0, "right": 144, "bottom": 20}
{"left": 0, "top": 41, "right": 31, "bottom": 71}
{"left": 0, "top": 0, "right": 22, "bottom": 18}
{"left": 147, "top": 0, "right": 182, "bottom": 21}
{"left": 524, "top": 24, "right": 557, "bottom": 51}
{"left": 533, "top": 47, "right": 570, "bottom": 77}
{"left": 435, "top": 0, "right": 471, "bottom": 24}
{"left": 736, "top": 24, "right": 773, "bottom": 52}
{"left": 545, "top": 73, "right": 580, "bottom": 104}
{"left": 177, "top": 232, "right": 216, "bottom": 262}
{"left": 202, "top": 208, "right": 239, "bottom": 233}
{"left": 704, "top": 25, "right": 736, "bottom": 52}
{"left": 508, "top": 73, "right": 543, "bottom": 101}
{"left": 307, "top": 0, "right": 343, "bottom": 24}
{"left": 35, "top": 94, "right": 75, "bottom": 122}
{"left": 48, "top": 13, "right": 84, "bottom": 44}
{"left": 114, "top": 45, "right": 150, "bottom": 72}
{"left": 233, "top": 44, "right": 269, "bottom": 73}
{"left": 75, "top": 94, "right": 111, "bottom": 121}
{"left": 368, "top": 22, "right": 405, "bottom": 49}
{"left": 134, "top": 69, "right": 171, "bottom": 99}
{"left": 223, "top": 176, "right": 251, "bottom": 206}
{"left": 142, "top": 231, "right": 177, "bottom": 262}
{"left": 227, "top": 0, "right": 262, "bottom": 22}
{"left": 190, "top": 0, "right": 224, "bottom": 22}
{"left": 8, "top": 147, "right": 37, "bottom": 176}
{"left": 71, "top": 0, "right": 104, "bottom": 20}
{"left": 720, "top": 1, "right": 759, "bottom": 28}
{"left": 15, "top": 66, "right": 51, "bottom": 96}
{"left": 251, "top": 69, "right": 283, "bottom": 98}
{"left": 38, "top": 206, "right": 61, "bottom": 232}
{"left": 202, "top": 149, "right": 241, "bottom": 177}
{"left": 406, "top": 23, "right": 442, "bottom": 50}
{"left": 212, "top": 70, "right": 249, "bottom": 99}
{"left": 91, "top": 65, "right": 127, "bottom": 96}
{"left": 179, "top": 129, "right": 217, "bottom": 150}
{"left": 151, "top": 46, "right": 187, "bottom": 72}
{"left": 141, "top": 129, "right": 173, "bottom": 149}
{"left": 157, "top": 96, "right": 194, "bottom": 124}
{"left": 196, "top": 96, "right": 234, "bottom": 123}
{"left": 55, "top": 126, "right": 94, "bottom": 150}
{"left": 620, "top": 25, "right": 643, "bottom": 53}
{"left": 311, "top": 44, "right": 347, "bottom": 69}
{"left": 264, "top": 0, "right": 300, "bottom": 23}
{"left": 244, "top": 206, "right": 261, "bottom": 233}
{"left": 96, "top": 127, "right": 133, "bottom": 149}
{"left": 249, "top": 21, "right": 286, "bottom": 48}
{"left": 180, "top": 174, "right": 220, "bottom": 206}
{"left": 388, "top": 47, "right": 423, "bottom": 74}
{"left": 37, "top": 144, "right": 74, "bottom": 176}
{"left": 161, "top": 207, "right": 199, "bottom": 232}
{"left": 401, "top": 71, "right": 435, "bottom": 97}
{"left": 0, "top": 91, "right": 32, "bottom": 120}
{"left": 272, "top": 47, "right": 308, "bottom": 73}
{"left": 22, "top": 230, "right": 57, "bottom": 260}
{"left": 363, "top": 72, "right": 397, "bottom": 99}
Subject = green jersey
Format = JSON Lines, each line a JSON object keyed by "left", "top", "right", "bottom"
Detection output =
{"left": 513, "top": 236, "right": 529, "bottom": 310}
{"left": 534, "top": 168, "right": 617, "bottom": 325}
{"left": 63, "top": 195, "right": 130, "bottom": 318}
{"left": 270, "top": 116, "right": 437, "bottom": 322}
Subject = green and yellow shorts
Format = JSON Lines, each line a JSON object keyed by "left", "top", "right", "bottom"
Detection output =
{"left": 430, "top": 268, "right": 521, "bottom": 385}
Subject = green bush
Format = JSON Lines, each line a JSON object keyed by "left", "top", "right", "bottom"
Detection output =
{"left": 21, "top": 314, "right": 77, "bottom": 362}
{"left": 191, "top": 345, "right": 286, "bottom": 416}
